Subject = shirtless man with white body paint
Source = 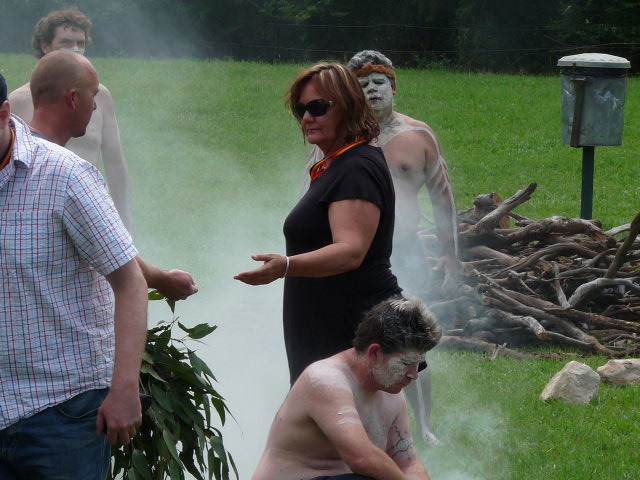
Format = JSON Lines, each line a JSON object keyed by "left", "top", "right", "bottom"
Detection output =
{"left": 253, "top": 298, "right": 441, "bottom": 480}
{"left": 349, "top": 50, "right": 458, "bottom": 445}
{"left": 9, "top": 8, "right": 134, "bottom": 232}
{"left": 345, "top": 50, "right": 458, "bottom": 295}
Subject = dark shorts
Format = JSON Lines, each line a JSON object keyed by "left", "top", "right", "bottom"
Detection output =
{"left": 309, "top": 475, "right": 375, "bottom": 480}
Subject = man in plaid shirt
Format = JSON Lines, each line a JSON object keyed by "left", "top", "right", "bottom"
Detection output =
{"left": 0, "top": 51, "right": 148, "bottom": 479}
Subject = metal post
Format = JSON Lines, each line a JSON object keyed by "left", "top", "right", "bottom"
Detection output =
{"left": 581, "top": 146, "right": 595, "bottom": 219}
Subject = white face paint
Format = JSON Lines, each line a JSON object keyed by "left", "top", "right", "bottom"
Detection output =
{"left": 372, "top": 351, "right": 425, "bottom": 390}
{"left": 62, "top": 46, "right": 86, "bottom": 56}
{"left": 358, "top": 72, "right": 394, "bottom": 113}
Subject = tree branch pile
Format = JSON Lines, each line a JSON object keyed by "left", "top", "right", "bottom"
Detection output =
{"left": 420, "top": 183, "right": 640, "bottom": 358}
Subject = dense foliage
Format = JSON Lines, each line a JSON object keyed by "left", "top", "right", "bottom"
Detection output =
{"left": 109, "top": 293, "right": 236, "bottom": 480}
{"left": 1, "top": 0, "right": 639, "bottom": 72}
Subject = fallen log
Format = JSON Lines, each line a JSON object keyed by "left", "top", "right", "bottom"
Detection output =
{"left": 482, "top": 287, "right": 612, "bottom": 355}
{"left": 435, "top": 335, "right": 535, "bottom": 358}
{"left": 499, "top": 216, "right": 614, "bottom": 246}
{"left": 547, "top": 307, "right": 640, "bottom": 335}
{"left": 431, "top": 185, "right": 640, "bottom": 357}
{"left": 567, "top": 278, "right": 640, "bottom": 308}
{"left": 495, "top": 243, "right": 600, "bottom": 276}
{"left": 604, "top": 211, "right": 640, "bottom": 278}
{"left": 459, "top": 183, "right": 537, "bottom": 247}
{"left": 464, "top": 245, "right": 520, "bottom": 266}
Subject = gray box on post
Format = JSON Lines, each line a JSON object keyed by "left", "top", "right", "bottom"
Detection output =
{"left": 558, "top": 53, "right": 630, "bottom": 147}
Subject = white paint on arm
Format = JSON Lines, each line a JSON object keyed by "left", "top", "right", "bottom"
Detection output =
{"left": 337, "top": 405, "right": 362, "bottom": 425}
{"left": 422, "top": 127, "right": 458, "bottom": 257}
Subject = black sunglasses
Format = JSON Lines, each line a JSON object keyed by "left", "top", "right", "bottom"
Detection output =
{"left": 418, "top": 361, "right": 428, "bottom": 372}
{"left": 294, "top": 99, "right": 333, "bottom": 119}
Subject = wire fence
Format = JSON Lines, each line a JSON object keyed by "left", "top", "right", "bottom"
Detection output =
{"left": 2, "top": 18, "right": 638, "bottom": 73}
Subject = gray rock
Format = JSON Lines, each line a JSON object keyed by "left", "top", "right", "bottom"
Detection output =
{"left": 540, "top": 361, "right": 600, "bottom": 404}
{"left": 597, "top": 359, "right": 640, "bottom": 386}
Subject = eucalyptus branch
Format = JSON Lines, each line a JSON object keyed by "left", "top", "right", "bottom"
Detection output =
{"left": 108, "top": 291, "right": 236, "bottom": 480}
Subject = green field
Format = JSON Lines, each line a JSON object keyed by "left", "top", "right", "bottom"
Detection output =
{"left": 1, "top": 54, "right": 638, "bottom": 480}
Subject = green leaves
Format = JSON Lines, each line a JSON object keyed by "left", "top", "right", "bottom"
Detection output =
{"left": 179, "top": 321, "right": 218, "bottom": 339}
{"left": 148, "top": 290, "right": 176, "bottom": 313}
{"left": 108, "top": 295, "right": 234, "bottom": 480}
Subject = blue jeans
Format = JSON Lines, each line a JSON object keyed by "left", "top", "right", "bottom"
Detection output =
{"left": 0, "top": 388, "right": 110, "bottom": 480}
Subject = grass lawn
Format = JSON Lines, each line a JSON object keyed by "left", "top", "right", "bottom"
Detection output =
{"left": 423, "top": 351, "right": 640, "bottom": 479}
{"left": 1, "top": 54, "right": 638, "bottom": 479}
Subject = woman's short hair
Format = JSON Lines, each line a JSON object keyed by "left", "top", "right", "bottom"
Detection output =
{"left": 353, "top": 297, "right": 442, "bottom": 354}
{"left": 286, "top": 62, "right": 379, "bottom": 144}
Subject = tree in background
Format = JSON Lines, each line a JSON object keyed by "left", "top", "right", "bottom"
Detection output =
{"left": 1, "top": 0, "right": 638, "bottom": 74}
{"left": 259, "top": 0, "right": 459, "bottom": 65}
{"left": 550, "top": 0, "right": 640, "bottom": 67}
{"left": 455, "top": 0, "right": 564, "bottom": 72}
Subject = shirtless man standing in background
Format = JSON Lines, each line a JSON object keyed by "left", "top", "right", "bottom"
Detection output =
{"left": 347, "top": 50, "right": 458, "bottom": 444}
{"left": 9, "top": 7, "right": 133, "bottom": 232}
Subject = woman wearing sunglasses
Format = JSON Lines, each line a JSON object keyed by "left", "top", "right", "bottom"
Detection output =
{"left": 235, "top": 63, "right": 401, "bottom": 385}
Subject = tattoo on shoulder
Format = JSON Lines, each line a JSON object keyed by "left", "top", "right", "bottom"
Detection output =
{"left": 390, "top": 424, "right": 414, "bottom": 461}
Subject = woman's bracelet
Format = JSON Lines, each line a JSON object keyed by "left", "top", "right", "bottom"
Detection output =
{"left": 282, "top": 255, "right": 290, "bottom": 278}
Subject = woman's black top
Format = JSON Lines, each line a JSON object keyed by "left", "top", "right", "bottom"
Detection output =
{"left": 282, "top": 143, "right": 401, "bottom": 384}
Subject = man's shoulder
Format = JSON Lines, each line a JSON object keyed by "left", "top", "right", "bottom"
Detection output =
{"left": 8, "top": 83, "right": 33, "bottom": 110}
{"left": 396, "top": 112, "right": 428, "bottom": 129}
{"left": 297, "top": 357, "right": 353, "bottom": 394}
{"left": 9, "top": 82, "right": 31, "bottom": 97}
{"left": 95, "top": 83, "right": 115, "bottom": 109}
{"left": 385, "top": 112, "right": 440, "bottom": 150}
{"left": 98, "top": 83, "right": 113, "bottom": 96}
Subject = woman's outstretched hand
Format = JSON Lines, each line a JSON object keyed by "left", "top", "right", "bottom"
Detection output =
{"left": 234, "top": 254, "right": 288, "bottom": 285}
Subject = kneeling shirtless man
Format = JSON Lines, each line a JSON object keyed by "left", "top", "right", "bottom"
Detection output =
{"left": 253, "top": 297, "right": 441, "bottom": 480}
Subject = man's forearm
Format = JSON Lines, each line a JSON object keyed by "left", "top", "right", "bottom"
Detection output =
{"left": 431, "top": 192, "right": 459, "bottom": 261}
{"left": 110, "top": 260, "right": 148, "bottom": 389}
{"left": 136, "top": 256, "right": 198, "bottom": 300}
{"left": 100, "top": 259, "right": 148, "bottom": 444}
{"left": 400, "top": 458, "right": 430, "bottom": 480}
{"left": 346, "top": 445, "right": 410, "bottom": 480}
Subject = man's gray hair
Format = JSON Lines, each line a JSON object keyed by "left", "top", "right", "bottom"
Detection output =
{"left": 347, "top": 50, "right": 394, "bottom": 71}
{"left": 353, "top": 297, "right": 442, "bottom": 354}
{"left": 347, "top": 50, "right": 396, "bottom": 88}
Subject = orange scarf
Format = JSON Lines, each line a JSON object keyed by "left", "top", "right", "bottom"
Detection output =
{"left": 0, "top": 128, "right": 15, "bottom": 171}
{"left": 309, "top": 139, "right": 367, "bottom": 181}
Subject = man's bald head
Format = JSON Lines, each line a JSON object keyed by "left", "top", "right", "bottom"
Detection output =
{"left": 30, "top": 50, "right": 97, "bottom": 107}
{"left": 29, "top": 49, "right": 99, "bottom": 143}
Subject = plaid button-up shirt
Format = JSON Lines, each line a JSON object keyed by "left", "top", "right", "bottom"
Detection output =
{"left": 0, "top": 116, "right": 138, "bottom": 429}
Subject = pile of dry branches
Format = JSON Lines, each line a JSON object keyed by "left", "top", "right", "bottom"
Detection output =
{"left": 425, "top": 183, "right": 640, "bottom": 358}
